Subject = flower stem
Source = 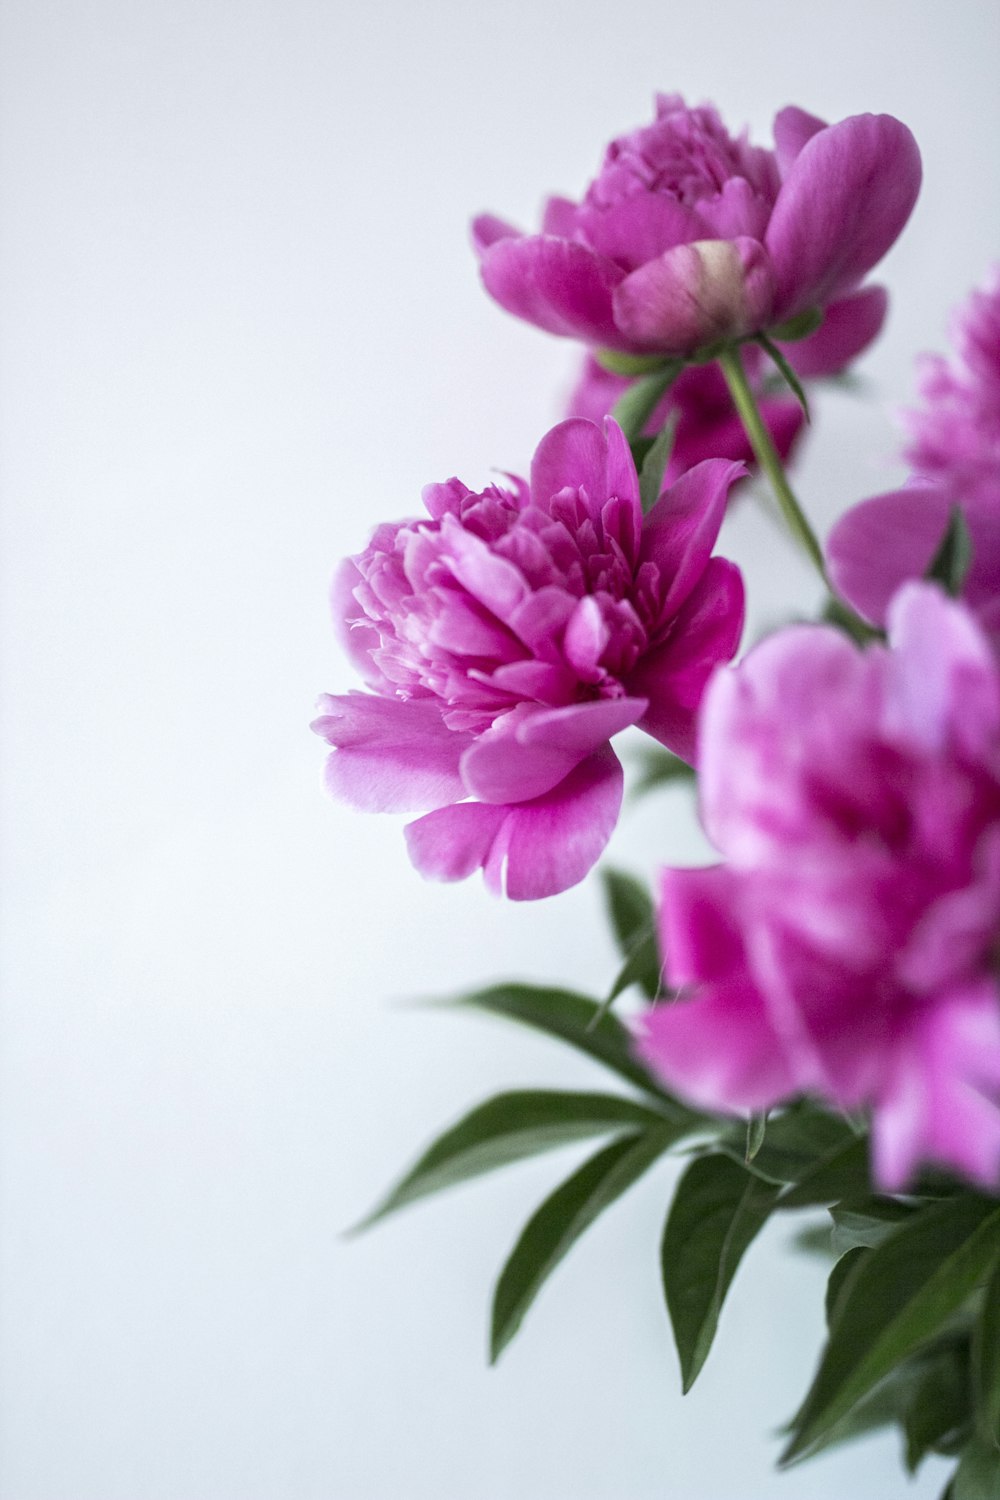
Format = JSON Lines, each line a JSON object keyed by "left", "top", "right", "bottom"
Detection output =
{"left": 718, "top": 344, "right": 828, "bottom": 584}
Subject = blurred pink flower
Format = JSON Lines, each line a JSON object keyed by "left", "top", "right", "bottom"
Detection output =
{"left": 473, "top": 94, "right": 917, "bottom": 359}
{"left": 314, "top": 419, "right": 744, "bottom": 899}
{"left": 827, "top": 268, "right": 1000, "bottom": 643}
{"left": 638, "top": 583, "right": 1000, "bottom": 1190}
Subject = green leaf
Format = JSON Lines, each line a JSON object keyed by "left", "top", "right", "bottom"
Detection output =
{"left": 628, "top": 744, "right": 696, "bottom": 801}
{"left": 822, "top": 593, "right": 884, "bottom": 646}
{"left": 830, "top": 1196, "right": 918, "bottom": 1255}
{"left": 638, "top": 414, "right": 679, "bottom": 515}
{"left": 904, "top": 1340, "right": 971, "bottom": 1473}
{"left": 490, "top": 1126, "right": 676, "bottom": 1361}
{"left": 767, "top": 306, "right": 823, "bottom": 341}
{"left": 595, "top": 348, "right": 676, "bottom": 377}
{"left": 605, "top": 928, "right": 662, "bottom": 1005}
{"left": 610, "top": 361, "right": 683, "bottom": 444}
{"left": 746, "top": 1112, "right": 767, "bottom": 1161}
{"left": 825, "top": 1247, "right": 868, "bottom": 1328}
{"left": 953, "top": 1437, "right": 1000, "bottom": 1500}
{"left": 661, "top": 1154, "right": 780, "bottom": 1391}
{"left": 775, "top": 1135, "right": 871, "bottom": 1208}
{"left": 781, "top": 1196, "right": 1000, "bottom": 1465}
{"left": 720, "top": 1100, "right": 856, "bottom": 1187}
{"left": 757, "top": 332, "right": 810, "bottom": 421}
{"left": 443, "top": 983, "right": 686, "bottom": 1106}
{"left": 972, "top": 1249, "right": 1000, "bottom": 1445}
{"left": 926, "top": 507, "right": 974, "bottom": 598}
{"left": 357, "top": 1089, "right": 678, "bottom": 1229}
{"left": 601, "top": 867, "right": 653, "bottom": 960}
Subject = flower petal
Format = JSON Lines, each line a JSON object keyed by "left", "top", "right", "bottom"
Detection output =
{"left": 765, "top": 113, "right": 922, "bottom": 319}
{"left": 826, "top": 483, "right": 955, "bottom": 627}
{"left": 612, "top": 237, "right": 776, "bottom": 354}
{"left": 530, "top": 415, "right": 640, "bottom": 521}
{"left": 639, "top": 458, "right": 745, "bottom": 617}
{"left": 470, "top": 214, "right": 523, "bottom": 255}
{"left": 459, "top": 697, "right": 646, "bottom": 804}
{"left": 312, "top": 693, "right": 470, "bottom": 812}
{"left": 772, "top": 105, "right": 827, "bottom": 176}
{"left": 658, "top": 864, "right": 746, "bottom": 987}
{"left": 636, "top": 975, "right": 797, "bottom": 1114}
{"left": 778, "top": 285, "right": 888, "bottom": 377}
{"left": 574, "top": 193, "right": 705, "bottom": 271}
{"left": 405, "top": 746, "right": 624, "bottom": 899}
{"left": 479, "top": 234, "right": 628, "bottom": 347}
{"left": 630, "top": 556, "right": 745, "bottom": 762}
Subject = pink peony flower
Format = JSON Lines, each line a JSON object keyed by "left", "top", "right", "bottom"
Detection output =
{"left": 827, "top": 268, "right": 1000, "bottom": 643}
{"left": 567, "top": 349, "right": 804, "bottom": 484}
{"left": 638, "top": 583, "right": 1000, "bottom": 1190}
{"left": 472, "top": 94, "right": 917, "bottom": 361}
{"left": 314, "top": 419, "right": 745, "bottom": 900}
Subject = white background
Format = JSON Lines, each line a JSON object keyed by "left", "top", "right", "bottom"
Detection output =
{"left": 2, "top": 2, "right": 998, "bottom": 1496}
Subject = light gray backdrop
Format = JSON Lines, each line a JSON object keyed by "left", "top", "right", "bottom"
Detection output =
{"left": 2, "top": 1, "right": 998, "bottom": 1496}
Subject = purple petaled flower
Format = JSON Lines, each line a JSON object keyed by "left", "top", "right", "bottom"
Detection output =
{"left": 313, "top": 419, "right": 744, "bottom": 900}
{"left": 473, "top": 94, "right": 917, "bottom": 360}
{"left": 638, "top": 583, "right": 1000, "bottom": 1191}
{"left": 827, "top": 268, "right": 1000, "bottom": 644}
{"left": 568, "top": 348, "right": 804, "bottom": 484}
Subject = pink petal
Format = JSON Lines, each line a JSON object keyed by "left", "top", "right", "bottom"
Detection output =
{"left": 529, "top": 416, "right": 640, "bottom": 521}
{"left": 612, "top": 237, "right": 776, "bottom": 354}
{"left": 657, "top": 864, "right": 746, "bottom": 987}
{"left": 635, "top": 975, "right": 797, "bottom": 1114}
{"left": 765, "top": 114, "right": 922, "bottom": 319}
{"left": 470, "top": 214, "right": 523, "bottom": 256}
{"left": 542, "top": 195, "right": 580, "bottom": 237}
{"left": 630, "top": 557, "right": 745, "bottom": 762}
{"left": 332, "top": 558, "right": 383, "bottom": 683}
{"left": 695, "top": 178, "right": 771, "bottom": 242}
{"left": 772, "top": 105, "right": 827, "bottom": 176}
{"left": 639, "top": 458, "right": 745, "bottom": 617}
{"left": 405, "top": 746, "right": 624, "bottom": 899}
{"left": 574, "top": 193, "right": 705, "bottom": 272}
{"left": 884, "top": 582, "right": 1000, "bottom": 758}
{"left": 479, "top": 234, "right": 628, "bottom": 347}
{"left": 312, "top": 692, "right": 470, "bottom": 812}
{"left": 872, "top": 980, "right": 1000, "bottom": 1191}
{"left": 826, "top": 483, "right": 953, "bottom": 627}
{"left": 459, "top": 697, "right": 646, "bottom": 804}
{"left": 778, "top": 285, "right": 888, "bottom": 377}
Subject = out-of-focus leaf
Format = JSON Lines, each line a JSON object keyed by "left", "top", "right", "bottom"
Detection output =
{"left": 925, "top": 507, "right": 974, "bottom": 599}
{"left": 720, "top": 1100, "right": 855, "bottom": 1186}
{"left": 757, "top": 332, "right": 810, "bottom": 420}
{"left": 442, "top": 983, "right": 688, "bottom": 1106}
{"left": 600, "top": 868, "right": 653, "bottom": 959}
{"left": 830, "top": 1196, "right": 918, "bottom": 1255}
{"left": 904, "top": 1340, "right": 971, "bottom": 1474}
{"left": 972, "top": 1250, "right": 1000, "bottom": 1445}
{"left": 953, "top": 1437, "right": 1000, "bottom": 1500}
{"left": 746, "top": 1112, "right": 767, "bottom": 1161}
{"left": 610, "top": 361, "right": 683, "bottom": 444}
{"left": 628, "top": 745, "right": 696, "bottom": 801}
{"left": 638, "top": 414, "right": 679, "bottom": 515}
{"left": 825, "top": 1247, "right": 868, "bottom": 1328}
{"left": 661, "top": 1154, "right": 780, "bottom": 1391}
{"left": 775, "top": 1136, "right": 871, "bottom": 1209}
{"left": 357, "top": 1089, "right": 678, "bottom": 1229}
{"left": 490, "top": 1126, "right": 677, "bottom": 1362}
{"left": 781, "top": 1196, "right": 1000, "bottom": 1465}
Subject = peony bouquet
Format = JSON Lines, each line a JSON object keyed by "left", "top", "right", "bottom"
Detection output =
{"left": 315, "top": 93, "right": 1000, "bottom": 1494}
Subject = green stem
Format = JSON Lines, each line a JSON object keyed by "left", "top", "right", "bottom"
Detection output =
{"left": 718, "top": 344, "right": 828, "bottom": 584}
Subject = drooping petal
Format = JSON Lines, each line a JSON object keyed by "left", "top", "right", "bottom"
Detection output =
{"left": 541, "top": 195, "right": 580, "bottom": 237}
{"left": 312, "top": 693, "right": 470, "bottom": 812}
{"left": 612, "top": 237, "right": 776, "bottom": 354}
{"left": 777, "top": 284, "right": 888, "bottom": 377}
{"left": 529, "top": 416, "right": 640, "bottom": 521}
{"left": 459, "top": 697, "right": 646, "bottom": 804}
{"left": 772, "top": 105, "right": 827, "bottom": 176}
{"left": 404, "top": 746, "right": 624, "bottom": 899}
{"left": 479, "top": 234, "right": 629, "bottom": 347}
{"left": 636, "top": 975, "right": 798, "bottom": 1114}
{"left": 826, "top": 483, "right": 953, "bottom": 628}
{"left": 639, "top": 458, "right": 745, "bottom": 617}
{"left": 765, "top": 114, "right": 922, "bottom": 319}
{"left": 630, "top": 556, "right": 745, "bottom": 762}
